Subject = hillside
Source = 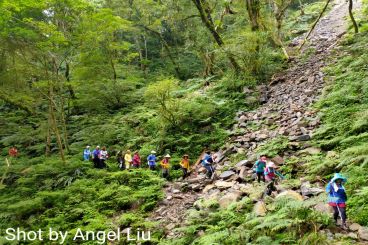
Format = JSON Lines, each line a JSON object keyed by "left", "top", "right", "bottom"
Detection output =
{"left": 0, "top": 0, "right": 367, "bottom": 244}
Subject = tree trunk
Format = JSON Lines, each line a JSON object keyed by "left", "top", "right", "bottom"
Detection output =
{"left": 299, "top": 0, "right": 331, "bottom": 51}
{"left": 49, "top": 83, "right": 66, "bottom": 164}
{"left": 245, "top": 0, "right": 260, "bottom": 31}
{"left": 192, "top": 0, "right": 242, "bottom": 73}
{"left": 348, "top": 0, "right": 359, "bottom": 33}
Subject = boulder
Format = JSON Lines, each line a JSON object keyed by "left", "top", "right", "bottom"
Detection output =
{"left": 218, "top": 191, "right": 242, "bottom": 208}
{"left": 189, "top": 184, "right": 202, "bottom": 191}
{"left": 239, "top": 115, "right": 248, "bottom": 123}
{"left": 239, "top": 166, "right": 248, "bottom": 180}
{"left": 326, "top": 151, "right": 338, "bottom": 158}
{"left": 300, "top": 181, "right": 324, "bottom": 196}
{"left": 254, "top": 201, "right": 267, "bottom": 216}
{"left": 290, "top": 134, "right": 311, "bottom": 141}
{"left": 349, "top": 223, "right": 361, "bottom": 232}
{"left": 300, "top": 147, "right": 321, "bottom": 155}
{"left": 219, "top": 170, "right": 235, "bottom": 180}
{"left": 314, "top": 203, "right": 331, "bottom": 214}
{"left": 186, "top": 175, "right": 205, "bottom": 183}
{"left": 215, "top": 180, "right": 235, "bottom": 190}
{"left": 235, "top": 159, "right": 250, "bottom": 169}
{"left": 276, "top": 190, "right": 303, "bottom": 201}
{"left": 271, "top": 155, "right": 284, "bottom": 165}
{"left": 202, "top": 184, "right": 215, "bottom": 194}
{"left": 347, "top": 232, "right": 358, "bottom": 240}
{"left": 358, "top": 226, "right": 368, "bottom": 241}
{"left": 238, "top": 183, "right": 254, "bottom": 195}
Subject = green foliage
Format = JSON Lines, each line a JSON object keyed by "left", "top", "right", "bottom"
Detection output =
{"left": 256, "top": 136, "right": 289, "bottom": 157}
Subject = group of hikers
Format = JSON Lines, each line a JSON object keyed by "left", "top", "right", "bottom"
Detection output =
{"left": 253, "top": 154, "right": 348, "bottom": 229}
{"left": 83, "top": 146, "right": 348, "bottom": 229}
{"left": 82, "top": 146, "right": 191, "bottom": 179}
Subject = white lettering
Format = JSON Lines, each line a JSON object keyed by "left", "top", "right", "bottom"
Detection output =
{"left": 5, "top": 228, "right": 16, "bottom": 241}
{"left": 127, "top": 228, "right": 136, "bottom": 241}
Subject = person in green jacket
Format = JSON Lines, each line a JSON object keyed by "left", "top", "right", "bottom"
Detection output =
{"left": 254, "top": 155, "right": 267, "bottom": 183}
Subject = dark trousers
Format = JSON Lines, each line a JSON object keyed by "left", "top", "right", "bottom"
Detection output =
{"left": 149, "top": 165, "right": 156, "bottom": 171}
{"left": 182, "top": 168, "right": 188, "bottom": 178}
{"left": 93, "top": 157, "right": 99, "bottom": 168}
{"left": 162, "top": 169, "right": 169, "bottom": 179}
{"left": 204, "top": 165, "right": 214, "bottom": 178}
{"left": 99, "top": 159, "right": 106, "bottom": 168}
{"left": 333, "top": 206, "right": 347, "bottom": 224}
{"left": 257, "top": 172, "right": 265, "bottom": 183}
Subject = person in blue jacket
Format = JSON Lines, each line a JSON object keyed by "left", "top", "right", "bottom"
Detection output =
{"left": 326, "top": 173, "right": 348, "bottom": 229}
{"left": 254, "top": 155, "right": 267, "bottom": 183}
{"left": 201, "top": 151, "right": 214, "bottom": 178}
{"left": 147, "top": 151, "right": 157, "bottom": 170}
{"left": 83, "top": 146, "right": 91, "bottom": 161}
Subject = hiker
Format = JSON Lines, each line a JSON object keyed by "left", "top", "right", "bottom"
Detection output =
{"left": 8, "top": 146, "right": 18, "bottom": 157}
{"left": 132, "top": 151, "right": 141, "bottom": 168}
{"left": 160, "top": 154, "right": 171, "bottom": 179}
{"left": 117, "top": 150, "right": 125, "bottom": 170}
{"left": 201, "top": 151, "right": 214, "bottom": 179}
{"left": 326, "top": 173, "right": 348, "bottom": 229}
{"left": 254, "top": 155, "right": 267, "bottom": 183}
{"left": 180, "top": 154, "right": 190, "bottom": 179}
{"left": 83, "top": 146, "right": 91, "bottom": 161}
{"left": 99, "top": 146, "right": 108, "bottom": 168}
{"left": 147, "top": 151, "right": 157, "bottom": 170}
{"left": 92, "top": 146, "right": 101, "bottom": 168}
{"left": 124, "top": 150, "right": 133, "bottom": 169}
{"left": 264, "top": 162, "right": 284, "bottom": 195}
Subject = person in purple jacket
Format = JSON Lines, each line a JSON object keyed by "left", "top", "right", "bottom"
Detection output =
{"left": 326, "top": 173, "right": 348, "bottom": 229}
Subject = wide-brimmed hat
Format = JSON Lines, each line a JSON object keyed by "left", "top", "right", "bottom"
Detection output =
{"left": 126, "top": 150, "right": 131, "bottom": 153}
{"left": 183, "top": 154, "right": 189, "bottom": 157}
{"left": 331, "top": 173, "right": 347, "bottom": 183}
{"left": 267, "top": 161, "right": 276, "bottom": 168}
{"left": 96, "top": 145, "right": 100, "bottom": 148}
{"left": 86, "top": 145, "right": 90, "bottom": 148}
{"left": 151, "top": 150, "right": 156, "bottom": 154}
{"left": 164, "top": 154, "right": 171, "bottom": 158}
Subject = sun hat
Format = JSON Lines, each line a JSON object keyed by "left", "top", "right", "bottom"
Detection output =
{"left": 165, "top": 154, "right": 171, "bottom": 158}
{"left": 267, "top": 161, "right": 276, "bottom": 168}
{"left": 151, "top": 150, "right": 156, "bottom": 154}
{"left": 331, "top": 173, "right": 347, "bottom": 183}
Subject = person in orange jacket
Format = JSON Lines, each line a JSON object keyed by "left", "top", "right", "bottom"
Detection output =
{"left": 161, "top": 154, "right": 171, "bottom": 179}
{"left": 180, "top": 154, "right": 190, "bottom": 179}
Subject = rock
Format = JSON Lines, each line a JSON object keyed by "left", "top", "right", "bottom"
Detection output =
{"left": 243, "top": 87, "right": 253, "bottom": 94}
{"left": 254, "top": 201, "right": 267, "bottom": 216}
{"left": 239, "top": 115, "right": 247, "bottom": 123}
{"left": 326, "top": 151, "right": 338, "bottom": 158}
{"left": 219, "top": 170, "right": 235, "bottom": 180}
{"left": 347, "top": 232, "right": 358, "bottom": 240}
{"left": 266, "top": 118, "right": 275, "bottom": 125}
{"left": 300, "top": 127, "right": 308, "bottom": 135}
{"left": 167, "top": 195, "right": 173, "bottom": 200}
{"left": 218, "top": 191, "right": 242, "bottom": 208}
{"left": 165, "top": 223, "right": 176, "bottom": 230}
{"left": 189, "top": 184, "right": 202, "bottom": 191}
{"left": 300, "top": 147, "right": 321, "bottom": 155}
{"left": 238, "top": 183, "right": 254, "bottom": 195}
{"left": 349, "top": 223, "right": 361, "bottom": 232}
{"left": 304, "top": 89, "right": 314, "bottom": 96}
{"left": 239, "top": 166, "right": 247, "bottom": 180}
{"left": 358, "top": 226, "right": 368, "bottom": 241}
{"left": 271, "top": 155, "right": 284, "bottom": 165}
{"left": 172, "top": 189, "right": 180, "bottom": 194}
{"left": 300, "top": 181, "right": 324, "bottom": 196}
{"left": 214, "top": 180, "right": 235, "bottom": 190}
{"left": 235, "top": 159, "right": 250, "bottom": 169}
{"left": 202, "top": 184, "right": 215, "bottom": 194}
{"left": 257, "top": 134, "right": 268, "bottom": 141}
{"left": 290, "top": 134, "right": 311, "bottom": 141}
{"left": 276, "top": 190, "right": 303, "bottom": 201}
{"left": 307, "top": 75, "right": 315, "bottom": 83}
{"left": 314, "top": 203, "right": 331, "bottom": 214}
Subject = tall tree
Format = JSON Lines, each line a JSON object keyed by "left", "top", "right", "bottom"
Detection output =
{"left": 191, "top": 0, "right": 242, "bottom": 73}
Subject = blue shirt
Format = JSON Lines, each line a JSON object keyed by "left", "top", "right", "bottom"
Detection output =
{"left": 326, "top": 182, "right": 347, "bottom": 204}
{"left": 83, "top": 149, "right": 91, "bottom": 160}
{"left": 147, "top": 154, "right": 156, "bottom": 166}
{"left": 255, "top": 160, "right": 266, "bottom": 173}
{"left": 92, "top": 149, "right": 100, "bottom": 158}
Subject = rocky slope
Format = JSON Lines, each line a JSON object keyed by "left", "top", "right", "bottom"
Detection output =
{"left": 147, "top": 0, "right": 368, "bottom": 243}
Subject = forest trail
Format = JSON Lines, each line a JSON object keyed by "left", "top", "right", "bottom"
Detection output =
{"left": 146, "top": 0, "right": 365, "bottom": 241}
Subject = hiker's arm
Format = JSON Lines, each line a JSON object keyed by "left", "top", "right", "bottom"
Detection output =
{"left": 325, "top": 183, "right": 331, "bottom": 193}
{"left": 276, "top": 171, "right": 285, "bottom": 179}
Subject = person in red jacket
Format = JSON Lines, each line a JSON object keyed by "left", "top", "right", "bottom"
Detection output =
{"left": 9, "top": 146, "right": 18, "bottom": 157}
{"left": 132, "top": 151, "right": 141, "bottom": 168}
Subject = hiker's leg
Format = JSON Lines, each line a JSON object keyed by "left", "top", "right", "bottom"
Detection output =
{"left": 257, "top": 172, "right": 261, "bottom": 183}
{"left": 261, "top": 173, "right": 265, "bottom": 182}
{"left": 332, "top": 206, "right": 339, "bottom": 223}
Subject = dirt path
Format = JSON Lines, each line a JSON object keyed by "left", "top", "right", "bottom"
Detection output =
{"left": 146, "top": 0, "right": 363, "bottom": 240}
